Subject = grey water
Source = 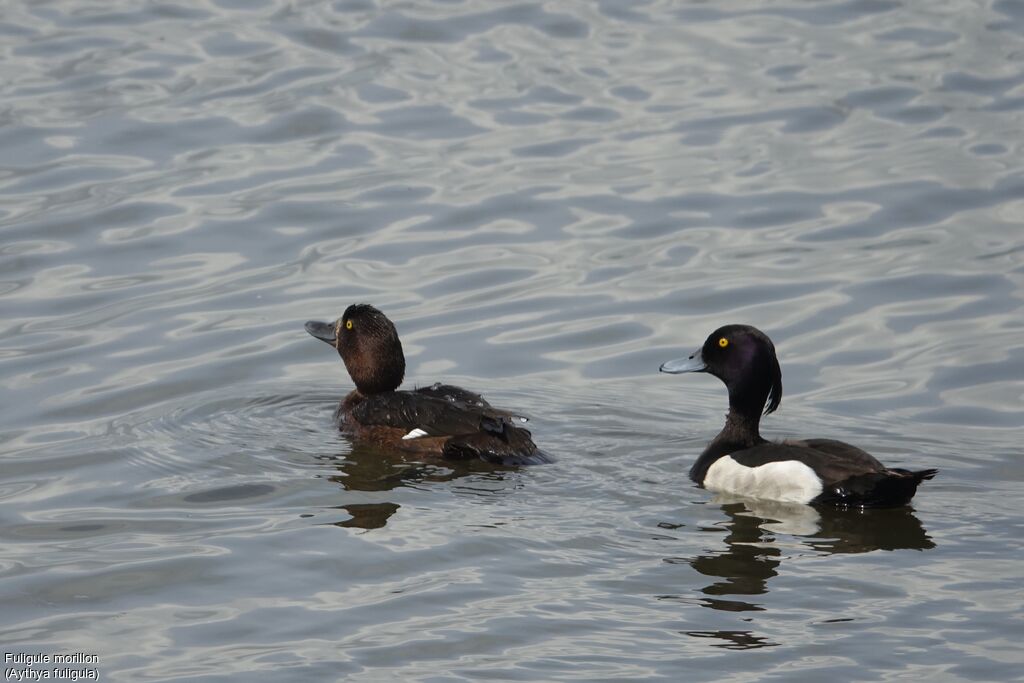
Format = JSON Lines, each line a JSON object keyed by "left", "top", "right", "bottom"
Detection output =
{"left": 1, "top": 0, "right": 1023, "bottom": 680}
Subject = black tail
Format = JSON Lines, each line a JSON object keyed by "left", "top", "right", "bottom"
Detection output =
{"left": 815, "top": 468, "right": 937, "bottom": 508}
{"left": 910, "top": 468, "right": 938, "bottom": 483}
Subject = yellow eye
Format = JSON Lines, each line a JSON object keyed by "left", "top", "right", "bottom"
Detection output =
{"left": 345, "top": 320, "right": 353, "bottom": 330}
{"left": 718, "top": 337, "right": 729, "bottom": 348}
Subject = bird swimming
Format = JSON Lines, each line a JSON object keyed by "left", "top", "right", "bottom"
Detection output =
{"left": 660, "top": 324, "right": 935, "bottom": 507}
{"left": 305, "top": 303, "right": 550, "bottom": 466}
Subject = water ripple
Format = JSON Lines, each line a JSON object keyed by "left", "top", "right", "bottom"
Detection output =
{"left": 1, "top": 0, "right": 1023, "bottom": 680}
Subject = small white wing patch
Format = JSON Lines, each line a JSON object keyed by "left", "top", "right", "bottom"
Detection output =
{"left": 402, "top": 428, "right": 429, "bottom": 440}
{"left": 704, "top": 455, "right": 823, "bottom": 505}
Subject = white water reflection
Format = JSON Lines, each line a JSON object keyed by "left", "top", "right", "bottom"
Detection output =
{"left": 1, "top": 0, "right": 1023, "bottom": 681}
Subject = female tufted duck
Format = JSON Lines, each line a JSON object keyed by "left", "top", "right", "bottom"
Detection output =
{"left": 305, "top": 304, "right": 550, "bottom": 466}
{"left": 660, "top": 324, "right": 935, "bottom": 508}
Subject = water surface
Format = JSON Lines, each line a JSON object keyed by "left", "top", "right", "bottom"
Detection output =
{"left": 2, "top": 1, "right": 1023, "bottom": 681}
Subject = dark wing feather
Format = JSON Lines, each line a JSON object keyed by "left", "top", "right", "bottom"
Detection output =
{"left": 442, "top": 425, "right": 553, "bottom": 466}
{"left": 730, "top": 441, "right": 884, "bottom": 488}
{"left": 350, "top": 386, "right": 549, "bottom": 466}
{"left": 786, "top": 438, "right": 886, "bottom": 471}
{"left": 351, "top": 391, "right": 494, "bottom": 436}
{"left": 414, "top": 382, "right": 531, "bottom": 423}
{"left": 730, "top": 440, "right": 935, "bottom": 508}
{"left": 413, "top": 383, "right": 492, "bottom": 410}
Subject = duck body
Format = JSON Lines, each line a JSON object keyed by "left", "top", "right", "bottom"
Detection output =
{"left": 661, "top": 325, "right": 935, "bottom": 508}
{"left": 306, "top": 304, "right": 549, "bottom": 466}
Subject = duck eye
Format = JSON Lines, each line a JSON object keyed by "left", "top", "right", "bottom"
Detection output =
{"left": 345, "top": 320, "right": 353, "bottom": 330}
{"left": 718, "top": 337, "right": 729, "bottom": 348}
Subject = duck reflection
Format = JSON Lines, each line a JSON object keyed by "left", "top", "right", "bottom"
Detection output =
{"left": 682, "top": 629, "right": 779, "bottom": 650}
{"left": 686, "top": 497, "right": 934, "bottom": 608}
{"left": 672, "top": 496, "right": 933, "bottom": 648}
{"left": 316, "top": 441, "right": 513, "bottom": 530}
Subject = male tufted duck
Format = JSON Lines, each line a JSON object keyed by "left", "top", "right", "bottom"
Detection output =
{"left": 660, "top": 324, "right": 935, "bottom": 507}
{"left": 305, "top": 304, "right": 550, "bottom": 465}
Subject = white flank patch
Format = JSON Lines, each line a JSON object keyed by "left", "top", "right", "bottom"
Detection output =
{"left": 704, "top": 456, "right": 823, "bottom": 505}
{"left": 402, "top": 428, "right": 429, "bottom": 440}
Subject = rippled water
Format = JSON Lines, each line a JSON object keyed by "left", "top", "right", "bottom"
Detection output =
{"left": 2, "top": 1, "right": 1023, "bottom": 680}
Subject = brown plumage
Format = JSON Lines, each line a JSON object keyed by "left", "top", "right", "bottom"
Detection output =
{"left": 305, "top": 304, "right": 550, "bottom": 466}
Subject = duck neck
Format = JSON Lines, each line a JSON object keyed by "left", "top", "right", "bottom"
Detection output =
{"left": 715, "top": 406, "right": 763, "bottom": 449}
{"left": 689, "top": 406, "right": 764, "bottom": 484}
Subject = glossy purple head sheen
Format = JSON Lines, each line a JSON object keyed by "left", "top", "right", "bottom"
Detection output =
{"left": 702, "top": 324, "right": 782, "bottom": 416}
{"left": 661, "top": 324, "right": 782, "bottom": 417}
{"left": 305, "top": 303, "right": 405, "bottom": 394}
